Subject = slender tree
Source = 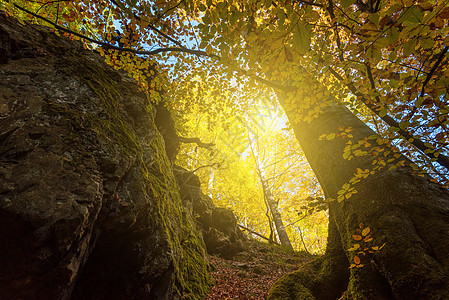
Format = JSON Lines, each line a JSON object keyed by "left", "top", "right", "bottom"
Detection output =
{"left": 248, "top": 132, "right": 294, "bottom": 251}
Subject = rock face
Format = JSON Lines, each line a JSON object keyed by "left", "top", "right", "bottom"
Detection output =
{"left": 173, "top": 166, "right": 245, "bottom": 259}
{"left": 0, "top": 13, "right": 210, "bottom": 299}
{"left": 153, "top": 101, "right": 246, "bottom": 260}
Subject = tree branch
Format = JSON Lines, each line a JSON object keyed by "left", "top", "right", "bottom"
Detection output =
{"left": 13, "top": 2, "right": 214, "bottom": 58}
{"left": 292, "top": 0, "right": 325, "bottom": 7}
{"left": 420, "top": 46, "right": 448, "bottom": 97}
{"left": 150, "top": 0, "right": 185, "bottom": 27}
{"left": 238, "top": 224, "right": 281, "bottom": 245}
{"left": 178, "top": 137, "right": 215, "bottom": 149}
{"left": 328, "top": 66, "right": 449, "bottom": 170}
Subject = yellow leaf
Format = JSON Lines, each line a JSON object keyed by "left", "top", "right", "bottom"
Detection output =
{"left": 362, "top": 227, "right": 370, "bottom": 236}
{"left": 364, "top": 236, "right": 373, "bottom": 242}
{"left": 372, "top": 246, "right": 379, "bottom": 250}
{"left": 326, "top": 133, "right": 336, "bottom": 140}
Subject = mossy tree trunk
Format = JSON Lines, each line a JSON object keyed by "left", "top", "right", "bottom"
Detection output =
{"left": 269, "top": 102, "right": 449, "bottom": 299}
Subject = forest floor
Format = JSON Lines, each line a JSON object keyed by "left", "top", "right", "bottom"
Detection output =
{"left": 206, "top": 241, "right": 315, "bottom": 299}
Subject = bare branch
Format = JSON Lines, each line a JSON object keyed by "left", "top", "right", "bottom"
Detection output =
{"left": 420, "top": 46, "right": 448, "bottom": 97}
{"left": 238, "top": 224, "right": 281, "bottom": 245}
{"left": 178, "top": 137, "right": 215, "bottom": 149}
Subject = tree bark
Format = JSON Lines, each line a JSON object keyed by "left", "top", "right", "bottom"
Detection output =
{"left": 269, "top": 101, "right": 449, "bottom": 299}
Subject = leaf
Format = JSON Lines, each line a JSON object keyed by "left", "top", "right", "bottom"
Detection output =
{"left": 403, "top": 38, "right": 417, "bottom": 57}
{"left": 326, "top": 133, "right": 336, "bottom": 140}
{"left": 293, "top": 23, "right": 311, "bottom": 54}
{"left": 401, "top": 5, "right": 424, "bottom": 23}
{"left": 353, "top": 235, "right": 362, "bottom": 241}
{"left": 443, "top": 36, "right": 449, "bottom": 47}
{"left": 362, "top": 227, "right": 370, "bottom": 236}
{"left": 379, "top": 108, "right": 387, "bottom": 117}
{"left": 364, "top": 236, "right": 373, "bottom": 242}
{"left": 354, "top": 255, "right": 361, "bottom": 264}
{"left": 438, "top": 7, "right": 449, "bottom": 19}
{"left": 304, "top": 11, "right": 320, "bottom": 22}
{"left": 341, "top": 0, "right": 356, "bottom": 8}
{"left": 372, "top": 246, "right": 379, "bottom": 250}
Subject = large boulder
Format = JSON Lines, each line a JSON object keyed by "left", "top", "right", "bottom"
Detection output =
{"left": 173, "top": 166, "right": 246, "bottom": 259}
{"left": 0, "top": 13, "right": 210, "bottom": 299}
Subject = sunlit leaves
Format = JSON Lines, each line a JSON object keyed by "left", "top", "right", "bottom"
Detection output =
{"left": 349, "top": 224, "right": 385, "bottom": 269}
{"left": 293, "top": 23, "right": 312, "bottom": 54}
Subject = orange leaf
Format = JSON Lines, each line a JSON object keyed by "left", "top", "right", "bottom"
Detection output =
{"left": 364, "top": 236, "right": 373, "bottom": 242}
{"left": 362, "top": 227, "right": 370, "bottom": 236}
{"left": 353, "top": 235, "right": 362, "bottom": 241}
{"left": 354, "top": 256, "right": 361, "bottom": 264}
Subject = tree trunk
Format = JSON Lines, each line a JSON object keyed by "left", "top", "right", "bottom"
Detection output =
{"left": 249, "top": 137, "right": 294, "bottom": 250}
{"left": 269, "top": 102, "right": 449, "bottom": 299}
{"left": 260, "top": 173, "right": 294, "bottom": 251}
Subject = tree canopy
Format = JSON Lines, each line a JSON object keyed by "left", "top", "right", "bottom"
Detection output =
{"left": 5, "top": 0, "right": 448, "bottom": 256}
{"left": 4, "top": 0, "right": 449, "bottom": 297}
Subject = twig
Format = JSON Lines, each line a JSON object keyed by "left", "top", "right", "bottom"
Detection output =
{"left": 238, "top": 224, "right": 281, "bottom": 245}
{"left": 420, "top": 46, "right": 448, "bottom": 97}
{"left": 150, "top": 0, "right": 185, "bottom": 27}
{"left": 13, "top": 3, "right": 214, "bottom": 57}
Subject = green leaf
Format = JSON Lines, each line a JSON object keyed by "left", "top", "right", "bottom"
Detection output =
{"left": 401, "top": 5, "right": 424, "bottom": 23}
{"left": 387, "top": 27, "right": 399, "bottom": 44}
{"left": 277, "top": 8, "right": 286, "bottom": 25}
{"left": 420, "top": 37, "right": 434, "bottom": 49}
{"left": 415, "top": 97, "right": 424, "bottom": 107}
{"left": 293, "top": 23, "right": 311, "bottom": 54}
{"left": 403, "top": 38, "right": 417, "bottom": 56}
{"left": 304, "top": 11, "right": 320, "bottom": 22}
{"left": 388, "top": 126, "right": 399, "bottom": 133}
{"left": 341, "top": 0, "right": 356, "bottom": 8}
{"left": 379, "top": 108, "right": 387, "bottom": 117}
